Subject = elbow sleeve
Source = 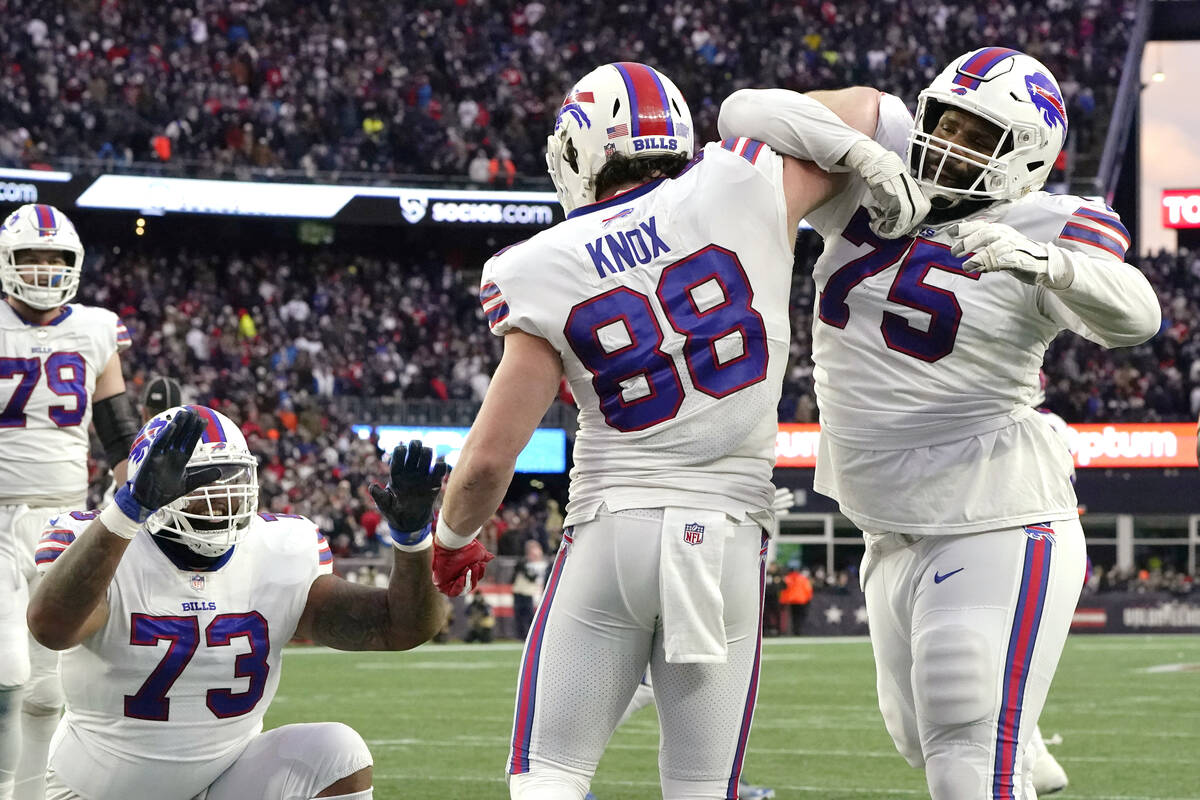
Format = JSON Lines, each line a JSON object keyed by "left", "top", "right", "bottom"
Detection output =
{"left": 93, "top": 392, "right": 141, "bottom": 466}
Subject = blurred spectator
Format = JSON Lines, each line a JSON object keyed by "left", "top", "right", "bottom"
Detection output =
{"left": 781, "top": 565, "right": 814, "bottom": 634}
{"left": 511, "top": 539, "right": 547, "bottom": 640}
{"left": 465, "top": 593, "right": 496, "bottom": 643}
{"left": 763, "top": 562, "right": 785, "bottom": 636}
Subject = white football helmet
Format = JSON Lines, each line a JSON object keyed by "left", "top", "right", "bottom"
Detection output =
{"left": 546, "top": 62, "right": 694, "bottom": 214}
{"left": 0, "top": 204, "right": 85, "bottom": 310}
{"left": 907, "top": 47, "right": 1068, "bottom": 205}
{"left": 127, "top": 405, "right": 259, "bottom": 558}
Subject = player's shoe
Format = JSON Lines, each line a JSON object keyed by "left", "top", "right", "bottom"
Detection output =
{"left": 738, "top": 781, "right": 776, "bottom": 799}
{"left": 1032, "top": 750, "right": 1069, "bottom": 795}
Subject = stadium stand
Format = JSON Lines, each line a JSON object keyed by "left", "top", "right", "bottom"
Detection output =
{"left": 1, "top": 0, "right": 1131, "bottom": 186}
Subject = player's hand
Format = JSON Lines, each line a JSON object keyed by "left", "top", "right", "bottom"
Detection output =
{"left": 369, "top": 441, "right": 448, "bottom": 544}
{"left": 114, "top": 408, "right": 222, "bottom": 525}
{"left": 433, "top": 540, "right": 495, "bottom": 597}
{"left": 843, "top": 139, "right": 930, "bottom": 239}
{"left": 130, "top": 408, "right": 223, "bottom": 512}
{"left": 950, "top": 221, "right": 1073, "bottom": 289}
{"left": 772, "top": 486, "right": 795, "bottom": 514}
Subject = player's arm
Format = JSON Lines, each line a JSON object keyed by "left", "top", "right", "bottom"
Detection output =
{"left": 296, "top": 548, "right": 440, "bottom": 651}
{"left": 28, "top": 409, "right": 212, "bottom": 649}
{"left": 782, "top": 156, "right": 837, "bottom": 236}
{"left": 92, "top": 351, "right": 137, "bottom": 486}
{"left": 719, "top": 86, "right": 882, "bottom": 167}
{"left": 295, "top": 442, "right": 444, "bottom": 651}
{"left": 441, "top": 330, "right": 562, "bottom": 536}
{"left": 27, "top": 516, "right": 123, "bottom": 649}
{"left": 951, "top": 217, "right": 1161, "bottom": 347}
{"left": 720, "top": 87, "right": 927, "bottom": 237}
{"left": 432, "top": 330, "right": 563, "bottom": 595}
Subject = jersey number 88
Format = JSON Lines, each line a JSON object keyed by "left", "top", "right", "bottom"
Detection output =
{"left": 565, "top": 245, "right": 769, "bottom": 432}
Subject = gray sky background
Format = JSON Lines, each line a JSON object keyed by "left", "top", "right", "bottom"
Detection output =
{"left": 1139, "top": 41, "right": 1200, "bottom": 254}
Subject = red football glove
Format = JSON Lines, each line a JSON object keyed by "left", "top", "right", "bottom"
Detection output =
{"left": 433, "top": 539, "right": 495, "bottom": 596}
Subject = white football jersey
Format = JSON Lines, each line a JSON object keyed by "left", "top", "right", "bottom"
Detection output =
{"left": 481, "top": 139, "right": 793, "bottom": 525}
{"left": 0, "top": 301, "right": 130, "bottom": 506}
{"left": 37, "top": 510, "right": 333, "bottom": 800}
{"left": 805, "top": 94, "right": 1154, "bottom": 534}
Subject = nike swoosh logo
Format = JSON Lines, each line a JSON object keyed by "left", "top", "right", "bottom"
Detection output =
{"left": 934, "top": 568, "right": 965, "bottom": 584}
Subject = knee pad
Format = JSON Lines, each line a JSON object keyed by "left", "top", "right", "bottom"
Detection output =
{"left": 22, "top": 670, "right": 63, "bottom": 715}
{"left": 508, "top": 766, "right": 590, "bottom": 800}
{"left": 289, "top": 722, "right": 372, "bottom": 795}
{"left": 913, "top": 622, "right": 996, "bottom": 730}
{"left": 0, "top": 573, "right": 31, "bottom": 689}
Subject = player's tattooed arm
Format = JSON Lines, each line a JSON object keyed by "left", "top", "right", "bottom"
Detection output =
{"left": 298, "top": 547, "right": 441, "bottom": 651}
{"left": 27, "top": 519, "right": 122, "bottom": 650}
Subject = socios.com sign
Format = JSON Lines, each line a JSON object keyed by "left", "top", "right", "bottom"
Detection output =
{"left": 352, "top": 425, "right": 567, "bottom": 473}
{"left": 75, "top": 175, "right": 561, "bottom": 227}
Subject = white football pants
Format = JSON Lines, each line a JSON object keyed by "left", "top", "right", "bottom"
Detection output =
{"left": 862, "top": 519, "right": 1085, "bottom": 800}
{"left": 507, "top": 510, "right": 767, "bottom": 800}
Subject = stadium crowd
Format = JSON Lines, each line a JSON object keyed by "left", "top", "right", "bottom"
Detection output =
{"left": 70, "top": 239, "right": 1198, "bottom": 565}
{"left": 2, "top": 0, "right": 1130, "bottom": 182}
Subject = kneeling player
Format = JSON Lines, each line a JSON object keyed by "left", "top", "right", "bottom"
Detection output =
{"left": 27, "top": 407, "right": 445, "bottom": 800}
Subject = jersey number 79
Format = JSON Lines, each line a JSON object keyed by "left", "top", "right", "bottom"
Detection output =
{"left": 564, "top": 245, "right": 769, "bottom": 432}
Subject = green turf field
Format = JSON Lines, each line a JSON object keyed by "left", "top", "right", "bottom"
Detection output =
{"left": 266, "top": 635, "right": 1200, "bottom": 799}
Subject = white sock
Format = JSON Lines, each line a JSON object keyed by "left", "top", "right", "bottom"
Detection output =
{"left": 13, "top": 704, "right": 59, "bottom": 800}
{"left": 0, "top": 688, "right": 23, "bottom": 800}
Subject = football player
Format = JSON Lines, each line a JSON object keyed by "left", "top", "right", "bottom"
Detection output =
{"left": 426, "top": 61, "right": 872, "bottom": 800}
{"left": 0, "top": 204, "right": 138, "bottom": 800}
{"left": 717, "top": 47, "right": 1160, "bottom": 798}
{"left": 26, "top": 407, "right": 444, "bottom": 800}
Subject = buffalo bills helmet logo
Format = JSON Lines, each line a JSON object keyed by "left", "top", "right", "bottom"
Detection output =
{"left": 556, "top": 90, "right": 594, "bottom": 131}
{"left": 1024, "top": 73, "right": 1067, "bottom": 133}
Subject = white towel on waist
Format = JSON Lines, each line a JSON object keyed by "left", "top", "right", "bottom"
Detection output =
{"left": 659, "top": 508, "right": 730, "bottom": 664}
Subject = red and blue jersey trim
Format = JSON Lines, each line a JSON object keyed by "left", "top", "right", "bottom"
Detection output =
{"left": 953, "top": 47, "right": 1022, "bottom": 90}
{"left": 317, "top": 532, "right": 333, "bottom": 566}
{"left": 35, "top": 529, "right": 77, "bottom": 565}
{"left": 1059, "top": 206, "right": 1128, "bottom": 259}
{"left": 720, "top": 137, "right": 765, "bottom": 164}
{"left": 509, "top": 531, "right": 573, "bottom": 775}
{"left": 479, "top": 281, "right": 510, "bottom": 330}
{"left": 115, "top": 319, "right": 132, "bottom": 347}
{"left": 992, "top": 532, "right": 1053, "bottom": 799}
{"left": 613, "top": 62, "right": 674, "bottom": 138}
{"left": 1060, "top": 206, "right": 1129, "bottom": 259}
{"left": 1071, "top": 207, "right": 1129, "bottom": 243}
{"left": 726, "top": 531, "right": 768, "bottom": 797}
{"left": 566, "top": 177, "right": 664, "bottom": 220}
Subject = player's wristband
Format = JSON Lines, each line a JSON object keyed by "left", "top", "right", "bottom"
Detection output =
{"left": 434, "top": 517, "right": 480, "bottom": 550}
{"left": 389, "top": 522, "right": 433, "bottom": 552}
{"left": 99, "top": 485, "right": 151, "bottom": 540}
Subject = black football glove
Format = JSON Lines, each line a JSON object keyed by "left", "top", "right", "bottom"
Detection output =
{"left": 119, "top": 408, "right": 226, "bottom": 520}
{"left": 369, "top": 440, "right": 449, "bottom": 536}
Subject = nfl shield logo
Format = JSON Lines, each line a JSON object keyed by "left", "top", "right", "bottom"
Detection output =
{"left": 190, "top": 574, "right": 205, "bottom": 591}
{"left": 683, "top": 523, "right": 705, "bottom": 546}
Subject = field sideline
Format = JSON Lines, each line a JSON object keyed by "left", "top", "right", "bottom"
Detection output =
{"left": 266, "top": 635, "right": 1200, "bottom": 799}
